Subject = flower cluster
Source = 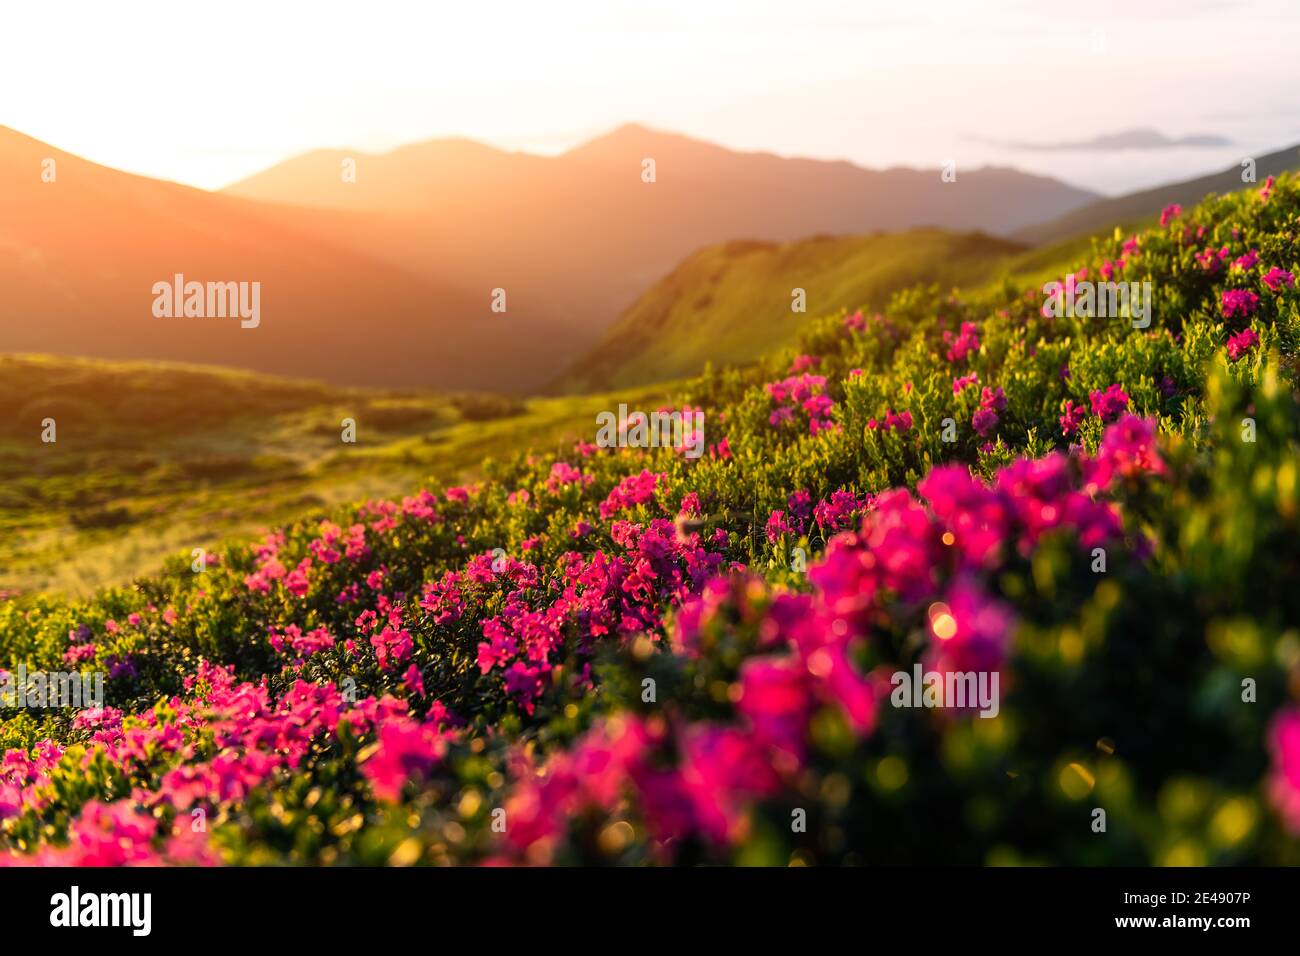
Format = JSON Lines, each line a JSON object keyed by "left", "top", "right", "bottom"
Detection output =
{"left": 766, "top": 373, "right": 837, "bottom": 434}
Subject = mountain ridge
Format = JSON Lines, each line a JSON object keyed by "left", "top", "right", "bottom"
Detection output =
{"left": 221, "top": 123, "right": 1099, "bottom": 353}
{"left": 1014, "top": 141, "right": 1300, "bottom": 244}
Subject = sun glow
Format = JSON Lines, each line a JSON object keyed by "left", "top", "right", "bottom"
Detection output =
{"left": 2, "top": 0, "right": 1296, "bottom": 191}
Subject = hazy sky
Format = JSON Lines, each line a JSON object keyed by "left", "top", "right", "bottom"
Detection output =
{"left": 5, "top": 0, "right": 1298, "bottom": 194}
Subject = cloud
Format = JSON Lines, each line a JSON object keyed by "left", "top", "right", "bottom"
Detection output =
{"left": 969, "top": 128, "right": 1231, "bottom": 152}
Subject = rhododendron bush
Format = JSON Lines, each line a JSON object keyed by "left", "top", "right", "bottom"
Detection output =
{"left": 1, "top": 176, "right": 1298, "bottom": 866}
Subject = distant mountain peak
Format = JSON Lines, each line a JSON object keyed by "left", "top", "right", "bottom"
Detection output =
{"left": 564, "top": 122, "right": 716, "bottom": 160}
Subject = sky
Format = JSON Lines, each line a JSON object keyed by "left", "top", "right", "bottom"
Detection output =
{"left": 4, "top": 0, "right": 1298, "bottom": 195}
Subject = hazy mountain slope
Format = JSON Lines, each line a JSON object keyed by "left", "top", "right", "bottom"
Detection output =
{"left": 557, "top": 229, "right": 1030, "bottom": 391}
{"left": 0, "top": 127, "right": 575, "bottom": 392}
{"left": 1014, "top": 141, "right": 1300, "bottom": 245}
{"left": 224, "top": 124, "right": 1097, "bottom": 340}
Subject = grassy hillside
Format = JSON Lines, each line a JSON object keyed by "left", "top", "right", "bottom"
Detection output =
{"left": 560, "top": 230, "right": 1027, "bottom": 391}
{"left": 561, "top": 228, "right": 1116, "bottom": 392}
{"left": 1, "top": 173, "right": 1296, "bottom": 867}
{"left": 0, "top": 354, "right": 675, "bottom": 597}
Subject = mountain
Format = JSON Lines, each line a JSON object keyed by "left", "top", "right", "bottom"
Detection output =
{"left": 225, "top": 124, "right": 1097, "bottom": 342}
{"left": 557, "top": 229, "right": 1029, "bottom": 392}
{"left": 0, "top": 126, "right": 574, "bottom": 392}
{"left": 1014, "top": 142, "right": 1300, "bottom": 245}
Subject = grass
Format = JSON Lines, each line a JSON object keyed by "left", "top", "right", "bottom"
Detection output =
{"left": 558, "top": 227, "right": 1116, "bottom": 392}
{"left": 0, "top": 354, "right": 676, "bottom": 597}
{"left": 558, "top": 230, "right": 1026, "bottom": 391}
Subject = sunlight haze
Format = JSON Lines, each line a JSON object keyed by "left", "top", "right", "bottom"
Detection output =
{"left": 4, "top": 0, "right": 1298, "bottom": 193}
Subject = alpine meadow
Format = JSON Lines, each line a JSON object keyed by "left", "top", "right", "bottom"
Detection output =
{"left": 2, "top": 0, "right": 1298, "bottom": 940}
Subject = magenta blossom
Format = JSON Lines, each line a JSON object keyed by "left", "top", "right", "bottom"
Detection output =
{"left": 972, "top": 408, "right": 999, "bottom": 437}
{"left": 1059, "top": 399, "right": 1086, "bottom": 438}
{"left": 1262, "top": 267, "right": 1295, "bottom": 293}
{"left": 765, "top": 510, "right": 795, "bottom": 544}
{"left": 1268, "top": 707, "right": 1300, "bottom": 834}
{"left": 1089, "top": 384, "right": 1130, "bottom": 423}
{"left": 1225, "top": 328, "right": 1260, "bottom": 362}
{"left": 943, "top": 322, "right": 981, "bottom": 363}
{"left": 362, "top": 717, "right": 449, "bottom": 802}
{"left": 1221, "top": 289, "right": 1260, "bottom": 319}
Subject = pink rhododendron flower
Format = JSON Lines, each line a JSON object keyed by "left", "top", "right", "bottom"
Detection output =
{"left": 1268, "top": 707, "right": 1300, "bottom": 834}
{"left": 1226, "top": 328, "right": 1260, "bottom": 362}
{"left": 1232, "top": 249, "right": 1259, "bottom": 271}
{"left": 1085, "top": 415, "right": 1166, "bottom": 488}
{"left": 599, "top": 470, "right": 664, "bottom": 519}
{"left": 736, "top": 657, "right": 813, "bottom": 764}
{"left": 942, "top": 322, "right": 981, "bottom": 363}
{"left": 969, "top": 386, "right": 1006, "bottom": 437}
{"left": 922, "top": 579, "right": 1014, "bottom": 676}
{"left": 765, "top": 510, "right": 795, "bottom": 544}
{"left": 269, "top": 625, "right": 335, "bottom": 663}
{"left": 972, "top": 408, "right": 999, "bottom": 437}
{"left": 1196, "top": 245, "right": 1229, "bottom": 273}
{"left": 370, "top": 627, "right": 413, "bottom": 670}
{"left": 63, "top": 643, "right": 97, "bottom": 665}
{"left": 283, "top": 558, "right": 313, "bottom": 597}
{"left": 362, "top": 718, "right": 448, "bottom": 802}
{"left": 1099, "top": 257, "right": 1125, "bottom": 280}
{"left": 867, "top": 408, "right": 913, "bottom": 434}
{"left": 677, "top": 725, "right": 782, "bottom": 845}
{"left": 787, "top": 489, "right": 812, "bottom": 526}
{"left": 766, "top": 373, "right": 837, "bottom": 435}
{"left": 813, "top": 489, "right": 874, "bottom": 533}
{"left": 545, "top": 461, "right": 590, "bottom": 493}
{"left": 1221, "top": 289, "right": 1260, "bottom": 318}
{"left": 1089, "top": 384, "right": 1130, "bottom": 423}
{"left": 1059, "top": 399, "right": 1086, "bottom": 438}
{"left": 1262, "top": 267, "right": 1295, "bottom": 292}
{"left": 403, "top": 664, "right": 426, "bottom": 699}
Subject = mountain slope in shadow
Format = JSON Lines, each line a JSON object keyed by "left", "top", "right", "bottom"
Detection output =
{"left": 0, "top": 126, "right": 574, "bottom": 392}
